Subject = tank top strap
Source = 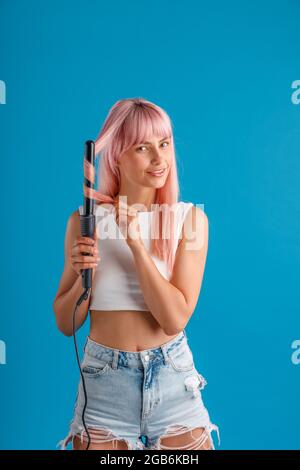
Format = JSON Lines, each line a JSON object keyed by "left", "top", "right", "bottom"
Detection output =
{"left": 174, "top": 201, "right": 194, "bottom": 244}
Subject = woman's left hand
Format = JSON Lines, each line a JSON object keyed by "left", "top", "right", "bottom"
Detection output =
{"left": 114, "top": 199, "right": 143, "bottom": 249}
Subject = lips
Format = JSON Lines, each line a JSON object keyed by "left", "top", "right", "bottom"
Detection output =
{"left": 147, "top": 167, "right": 167, "bottom": 177}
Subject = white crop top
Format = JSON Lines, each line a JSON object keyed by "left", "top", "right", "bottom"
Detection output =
{"left": 78, "top": 201, "right": 193, "bottom": 311}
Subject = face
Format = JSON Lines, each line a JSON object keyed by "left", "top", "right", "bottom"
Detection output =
{"left": 117, "top": 135, "right": 173, "bottom": 189}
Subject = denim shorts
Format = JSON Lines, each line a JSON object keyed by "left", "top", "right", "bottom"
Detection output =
{"left": 57, "top": 329, "right": 220, "bottom": 450}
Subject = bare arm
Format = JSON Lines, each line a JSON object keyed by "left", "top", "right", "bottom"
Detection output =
{"left": 52, "top": 210, "right": 98, "bottom": 336}
{"left": 130, "top": 205, "right": 209, "bottom": 335}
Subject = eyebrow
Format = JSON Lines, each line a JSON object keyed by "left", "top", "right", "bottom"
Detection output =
{"left": 140, "top": 136, "right": 171, "bottom": 145}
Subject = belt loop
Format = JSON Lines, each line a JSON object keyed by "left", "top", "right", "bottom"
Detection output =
{"left": 160, "top": 344, "right": 170, "bottom": 365}
{"left": 83, "top": 336, "right": 89, "bottom": 353}
{"left": 111, "top": 349, "right": 119, "bottom": 370}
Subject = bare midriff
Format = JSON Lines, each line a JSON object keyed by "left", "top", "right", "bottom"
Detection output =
{"left": 89, "top": 309, "right": 179, "bottom": 352}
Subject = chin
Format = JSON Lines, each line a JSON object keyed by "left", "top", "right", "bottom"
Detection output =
{"left": 144, "top": 177, "right": 167, "bottom": 187}
{"left": 141, "top": 182, "right": 163, "bottom": 189}
{"left": 152, "top": 181, "right": 167, "bottom": 187}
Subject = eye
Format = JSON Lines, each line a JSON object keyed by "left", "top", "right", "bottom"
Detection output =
{"left": 161, "top": 141, "right": 169, "bottom": 148}
{"left": 136, "top": 140, "right": 170, "bottom": 152}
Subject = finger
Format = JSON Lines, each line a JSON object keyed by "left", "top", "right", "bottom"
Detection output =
{"left": 118, "top": 208, "right": 135, "bottom": 219}
{"left": 72, "top": 255, "right": 100, "bottom": 264}
{"left": 117, "top": 199, "right": 129, "bottom": 209}
{"left": 76, "top": 236, "right": 95, "bottom": 245}
{"left": 72, "top": 254, "right": 100, "bottom": 263}
{"left": 119, "top": 206, "right": 138, "bottom": 217}
{"left": 73, "top": 262, "right": 99, "bottom": 270}
{"left": 117, "top": 201, "right": 137, "bottom": 216}
{"left": 73, "top": 244, "right": 95, "bottom": 255}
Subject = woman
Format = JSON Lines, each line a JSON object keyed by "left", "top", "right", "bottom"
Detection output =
{"left": 54, "top": 98, "right": 219, "bottom": 451}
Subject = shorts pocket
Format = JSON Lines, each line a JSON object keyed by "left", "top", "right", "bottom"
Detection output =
{"left": 81, "top": 353, "right": 111, "bottom": 377}
{"left": 168, "top": 344, "right": 195, "bottom": 372}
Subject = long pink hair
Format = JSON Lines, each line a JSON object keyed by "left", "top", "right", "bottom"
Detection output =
{"left": 84, "top": 97, "right": 181, "bottom": 273}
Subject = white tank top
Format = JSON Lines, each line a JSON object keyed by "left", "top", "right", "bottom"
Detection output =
{"left": 78, "top": 201, "right": 193, "bottom": 311}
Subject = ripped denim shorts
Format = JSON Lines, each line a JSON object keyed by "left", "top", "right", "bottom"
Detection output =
{"left": 57, "top": 329, "right": 220, "bottom": 450}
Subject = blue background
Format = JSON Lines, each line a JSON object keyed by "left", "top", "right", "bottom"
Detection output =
{"left": 0, "top": 0, "right": 299, "bottom": 450}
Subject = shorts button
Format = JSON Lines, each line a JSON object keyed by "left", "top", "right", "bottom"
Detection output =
{"left": 145, "top": 354, "right": 150, "bottom": 361}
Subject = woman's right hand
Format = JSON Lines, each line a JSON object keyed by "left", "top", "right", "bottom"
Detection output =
{"left": 70, "top": 233, "right": 100, "bottom": 280}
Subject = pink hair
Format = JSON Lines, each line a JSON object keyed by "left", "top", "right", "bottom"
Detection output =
{"left": 84, "top": 97, "right": 181, "bottom": 273}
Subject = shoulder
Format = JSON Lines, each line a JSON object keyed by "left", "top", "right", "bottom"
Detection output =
{"left": 190, "top": 204, "right": 208, "bottom": 227}
{"left": 179, "top": 203, "right": 208, "bottom": 248}
{"left": 68, "top": 208, "right": 80, "bottom": 225}
{"left": 182, "top": 202, "right": 208, "bottom": 226}
{"left": 65, "top": 209, "right": 81, "bottom": 240}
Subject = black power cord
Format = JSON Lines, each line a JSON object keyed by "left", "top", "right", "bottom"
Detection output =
{"left": 71, "top": 139, "right": 95, "bottom": 451}
{"left": 72, "top": 288, "right": 91, "bottom": 451}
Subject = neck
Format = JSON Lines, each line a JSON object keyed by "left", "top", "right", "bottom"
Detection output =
{"left": 116, "top": 189, "right": 157, "bottom": 212}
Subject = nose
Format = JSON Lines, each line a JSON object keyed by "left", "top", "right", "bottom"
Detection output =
{"left": 151, "top": 147, "right": 165, "bottom": 164}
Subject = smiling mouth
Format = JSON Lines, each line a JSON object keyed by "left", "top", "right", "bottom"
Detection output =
{"left": 147, "top": 168, "right": 167, "bottom": 177}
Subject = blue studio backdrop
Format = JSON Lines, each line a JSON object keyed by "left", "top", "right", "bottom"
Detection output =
{"left": 0, "top": 0, "right": 300, "bottom": 450}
